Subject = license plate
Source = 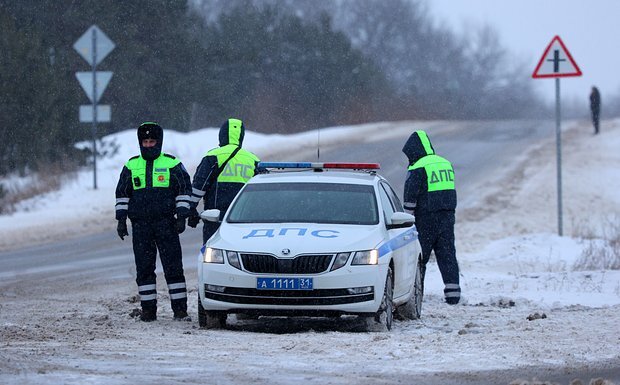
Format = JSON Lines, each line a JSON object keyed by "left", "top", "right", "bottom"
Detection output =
{"left": 256, "top": 277, "right": 313, "bottom": 290}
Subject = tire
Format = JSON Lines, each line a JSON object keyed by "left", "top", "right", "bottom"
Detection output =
{"left": 235, "top": 313, "right": 259, "bottom": 320}
{"left": 198, "top": 297, "right": 227, "bottom": 329}
{"left": 397, "top": 258, "right": 423, "bottom": 320}
{"left": 373, "top": 266, "right": 394, "bottom": 331}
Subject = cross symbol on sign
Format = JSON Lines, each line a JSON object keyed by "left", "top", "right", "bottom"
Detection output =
{"left": 547, "top": 50, "right": 566, "bottom": 73}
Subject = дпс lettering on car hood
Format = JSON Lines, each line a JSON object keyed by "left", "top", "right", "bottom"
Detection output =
{"left": 213, "top": 223, "right": 383, "bottom": 256}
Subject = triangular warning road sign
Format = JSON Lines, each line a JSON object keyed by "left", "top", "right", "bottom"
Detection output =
{"left": 532, "top": 35, "right": 582, "bottom": 78}
{"left": 75, "top": 71, "right": 113, "bottom": 103}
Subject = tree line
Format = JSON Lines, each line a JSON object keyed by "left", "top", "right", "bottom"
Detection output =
{"left": 2, "top": 0, "right": 549, "bottom": 176}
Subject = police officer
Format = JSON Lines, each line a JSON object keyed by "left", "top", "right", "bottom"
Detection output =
{"left": 188, "top": 118, "right": 260, "bottom": 243}
{"left": 402, "top": 130, "right": 460, "bottom": 305}
{"left": 115, "top": 122, "right": 193, "bottom": 321}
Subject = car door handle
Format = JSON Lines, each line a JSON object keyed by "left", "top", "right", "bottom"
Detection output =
{"left": 403, "top": 235, "right": 412, "bottom": 240}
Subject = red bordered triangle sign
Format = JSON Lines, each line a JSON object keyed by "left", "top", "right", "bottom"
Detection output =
{"left": 532, "top": 35, "right": 582, "bottom": 78}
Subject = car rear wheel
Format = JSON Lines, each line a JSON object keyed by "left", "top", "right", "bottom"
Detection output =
{"left": 198, "top": 297, "right": 227, "bottom": 329}
{"left": 373, "top": 266, "right": 394, "bottom": 331}
{"left": 397, "top": 257, "right": 423, "bottom": 320}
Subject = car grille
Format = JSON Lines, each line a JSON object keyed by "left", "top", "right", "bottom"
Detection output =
{"left": 204, "top": 285, "right": 374, "bottom": 306}
{"left": 240, "top": 253, "right": 333, "bottom": 274}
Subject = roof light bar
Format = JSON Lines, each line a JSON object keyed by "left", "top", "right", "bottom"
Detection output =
{"left": 258, "top": 162, "right": 313, "bottom": 169}
{"left": 258, "top": 162, "right": 380, "bottom": 170}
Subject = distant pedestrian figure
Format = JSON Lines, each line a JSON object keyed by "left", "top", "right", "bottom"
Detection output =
{"left": 590, "top": 86, "right": 601, "bottom": 134}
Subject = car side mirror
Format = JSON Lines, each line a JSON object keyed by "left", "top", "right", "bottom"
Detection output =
{"left": 200, "top": 209, "right": 221, "bottom": 223}
{"left": 386, "top": 212, "right": 415, "bottom": 230}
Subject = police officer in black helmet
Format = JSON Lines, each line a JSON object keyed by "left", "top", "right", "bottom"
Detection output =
{"left": 115, "top": 122, "right": 193, "bottom": 321}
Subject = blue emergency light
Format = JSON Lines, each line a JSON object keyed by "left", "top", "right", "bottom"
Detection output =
{"left": 258, "top": 162, "right": 313, "bottom": 169}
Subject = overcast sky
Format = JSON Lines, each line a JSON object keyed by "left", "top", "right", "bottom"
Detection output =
{"left": 428, "top": 0, "right": 620, "bottom": 104}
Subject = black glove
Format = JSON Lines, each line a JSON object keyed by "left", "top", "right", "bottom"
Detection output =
{"left": 187, "top": 207, "right": 200, "bottom": 228}
{"left": 187, "top": 214, "right": 200, "bottom": 228}
{"left": 176, "top": 216, "right": 186, "bottom": 234}
{"left": 117, "top": 220, "right": 129, "bottom": 240}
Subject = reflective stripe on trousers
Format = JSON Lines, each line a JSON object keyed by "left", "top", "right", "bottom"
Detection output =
{"left": 168, "top": 282, "right": 187, "bottom": 300}
{"left": 444, "top": 283, "right": 461, "bottom": 299}
{"left": 138, "top": 283, "right": 157, "bottom": 302}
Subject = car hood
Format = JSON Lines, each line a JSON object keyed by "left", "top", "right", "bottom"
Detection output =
{"left": 208, "top": 223, "right": 384, "bottom": 256}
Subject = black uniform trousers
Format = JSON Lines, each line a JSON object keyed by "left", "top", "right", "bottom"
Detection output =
{"left": 202, "top": 220, "right": 221, "bottom": 245}
{"left": 415, "top": 210, "right": 461, "bottom": 302}
{"left": 592, "top": 108, "right": 600, "bottom": 134}
{"left": 131, "top": 217, "right": 187, "bottom": 313}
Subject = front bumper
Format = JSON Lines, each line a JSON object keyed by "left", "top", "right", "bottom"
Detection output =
{"left": 198, "top": 261, "right": 388, "bottom": 314}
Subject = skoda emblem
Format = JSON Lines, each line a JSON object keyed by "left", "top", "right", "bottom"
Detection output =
{"left": 281, "top": 248, "right": 290, "bottom": 255}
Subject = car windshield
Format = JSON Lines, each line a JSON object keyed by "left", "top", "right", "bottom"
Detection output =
{"left": 227, "top": 182, "right": 379, "bottom": 225}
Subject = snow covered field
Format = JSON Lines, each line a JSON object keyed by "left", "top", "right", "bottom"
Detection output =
{"left": 1, "top": 119, "right": 619, "bottom": 384}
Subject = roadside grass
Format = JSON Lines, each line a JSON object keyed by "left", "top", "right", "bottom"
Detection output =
{"left": 573, "top": 214, "right": 620, "bottom": 271}
{"left": 0, "top": 162, "right": 77, "bottom": 215}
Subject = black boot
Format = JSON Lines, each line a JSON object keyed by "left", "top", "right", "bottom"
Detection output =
{"left": 173, "top": 309, "right": 191, "bottom": 321}
{"left": 140, "top": 307, "right": 157, "bottom": 322}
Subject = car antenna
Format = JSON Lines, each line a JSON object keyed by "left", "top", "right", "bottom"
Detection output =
{"left": 317, "top": 126, "right": 320, "bottom": 160}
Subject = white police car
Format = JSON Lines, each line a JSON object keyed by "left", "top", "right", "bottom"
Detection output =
{"left": 197, "top": 162, "right": 423, "bottom": 331}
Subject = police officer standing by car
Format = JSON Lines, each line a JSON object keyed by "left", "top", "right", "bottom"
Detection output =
{"left": 188, "top": 118, "right": 261, "bottom": 244}
{"left": 402, "top": 130, "right": 460, "bottom": 305}
{"left": 115, "top": 122, "right": 193, "bottom": 322}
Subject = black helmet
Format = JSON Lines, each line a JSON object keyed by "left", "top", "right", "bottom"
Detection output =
{"left": 137, "top": 122, "right": 163, "bottom": 160}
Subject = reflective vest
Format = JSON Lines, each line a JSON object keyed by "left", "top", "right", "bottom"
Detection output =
{"left": 206, "top": 144, "right": 259, "bottom": 183}
{"left": 408, "top": 155, "right": 455, "bottom": 192}
{"left": 126, "top": 154, "right": 180, "bottom": 190}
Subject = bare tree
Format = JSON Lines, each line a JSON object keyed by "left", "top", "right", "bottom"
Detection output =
{"left": 191, "top": 0, "right": 547, "bottom": 120}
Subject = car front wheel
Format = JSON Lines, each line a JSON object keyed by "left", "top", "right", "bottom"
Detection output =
{"left": 198, "top": 297, "right": 227, "bottom": 329}
{"left": 373, "top": 266, "right": 394, "bottom": 331}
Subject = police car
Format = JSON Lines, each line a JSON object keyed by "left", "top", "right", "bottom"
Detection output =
{"left": 197, "top": 162, "right": 423, "bottom": 331}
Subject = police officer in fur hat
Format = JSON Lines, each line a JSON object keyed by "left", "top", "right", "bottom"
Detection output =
{"left": 115, "top": 122, "right": 192, "bottom": 321}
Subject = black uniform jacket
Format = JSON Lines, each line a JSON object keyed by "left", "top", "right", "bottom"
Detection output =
{"left": 402, "top": 132, "right": 457, "bottom": 216}
{"left": 115, "top": 153, "right": 192, "bottom": 221}
{"left": 190, "top": 122, "right": 259, "bottom": 214}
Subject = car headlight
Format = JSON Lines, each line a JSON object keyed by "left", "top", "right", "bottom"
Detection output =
{"left": 351, "top": 249, "right": 379, "bottom": 265}
{"left": 226, "top": 250, "right": 241, "bottom": 270}
{"left": 330, "top": 252, "right": 351, "bottom": 271}
{"left": 203, "top": 247, "right": 224, "bottom": 264}
{"left": 203, "top": 248, "right": 242, "bottom": 270}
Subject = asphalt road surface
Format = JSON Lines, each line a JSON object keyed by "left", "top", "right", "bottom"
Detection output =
{"left": 274, "top": 119, "right": 554, "bottom": 207}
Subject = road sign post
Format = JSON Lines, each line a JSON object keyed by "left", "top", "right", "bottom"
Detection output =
{"left": 555, "top": 77, "right": 562, "bottom": 235}
{"left": 73, "top": 25, "right": 115, "bottom": 190}
{"left": 532, "top": 35, "right": 582, "bottom": 236}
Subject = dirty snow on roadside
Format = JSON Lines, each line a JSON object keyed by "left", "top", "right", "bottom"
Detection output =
{"left": 1, "top": 119, "right": 620, "bottom": 385}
